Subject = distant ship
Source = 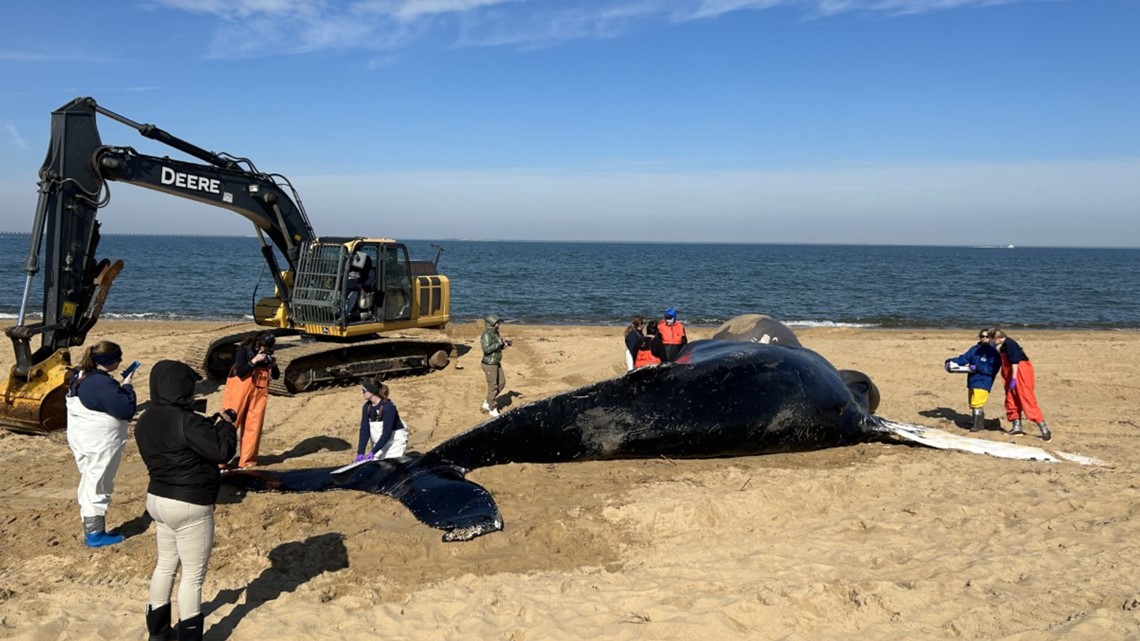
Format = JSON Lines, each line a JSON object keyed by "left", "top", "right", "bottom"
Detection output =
{"left": 1007, "top": 244, "right": 1016, "bottom": 249}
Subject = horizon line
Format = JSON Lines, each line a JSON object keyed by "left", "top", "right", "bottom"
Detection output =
{"left": 1, "top": 231, "right": 1138, "bottom": 250}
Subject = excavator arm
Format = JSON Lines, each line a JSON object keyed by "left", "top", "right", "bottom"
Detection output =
{"left": 2, "top": 97, "right": 317, "bottom": 433}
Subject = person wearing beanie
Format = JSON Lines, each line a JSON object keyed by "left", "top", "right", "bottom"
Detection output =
{"left": 220, "top": 331, "right": 279, "bottom": 469}
{"left": 656, "top": 308, "right": 688, "bottom": 362}
{"left": 351, "top": 377, "right": 409, "bottom": 463}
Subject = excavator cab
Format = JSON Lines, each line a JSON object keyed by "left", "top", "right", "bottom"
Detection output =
{"left": 257, "top": 238, "right": 439, "bottom": 336}
{"left": 210, "top": 237, "right": 453, "bottom": 395}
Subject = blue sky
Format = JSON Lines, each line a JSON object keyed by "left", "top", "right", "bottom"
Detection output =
{"left": 1, "top": 0, "right": 1137, "bottom": 246}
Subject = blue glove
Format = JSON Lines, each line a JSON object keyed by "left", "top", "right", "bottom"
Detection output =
{"left": 1009, "top": 378, "right": 1018, "bottom": 390}
{"left": 353, "top": 453, "right": 371, "bottom": 463}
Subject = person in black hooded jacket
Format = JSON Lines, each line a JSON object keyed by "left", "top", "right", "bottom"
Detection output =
{"left": 134, "top": 360, "right": 237, "bottom": 641}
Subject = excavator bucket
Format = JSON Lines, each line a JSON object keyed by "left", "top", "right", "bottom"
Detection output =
{"left": 0, "top": 349, "right": 72, "bottom": 435}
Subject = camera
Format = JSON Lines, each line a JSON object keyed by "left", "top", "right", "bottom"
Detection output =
{"left": 211, "top": 409, "right": 238, "bottom": 426}
{"left": 502, "top": 338, "right": 512, "bottom": 348}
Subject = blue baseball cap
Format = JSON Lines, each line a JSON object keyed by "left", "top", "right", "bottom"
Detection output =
{"left": 665, "top": 308, "right": 676, "bottom": 319}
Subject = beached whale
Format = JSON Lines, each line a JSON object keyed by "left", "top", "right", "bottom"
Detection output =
{"left": 711, "top": 313, "right": 803, "bottom": 348}
{"left": 223, "top": 339, "right": 1082, "bottom": 541}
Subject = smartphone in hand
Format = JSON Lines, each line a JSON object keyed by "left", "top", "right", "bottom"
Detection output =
{"left": 121, "top": 360, "right": 142, "bottom": 378}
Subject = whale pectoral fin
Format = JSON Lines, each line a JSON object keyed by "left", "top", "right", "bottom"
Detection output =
{"left": 376, "top": 457, "right": 504, "bottom": 542}
{"left": 869, "top": 419, "right": 1108, "bottom": 466}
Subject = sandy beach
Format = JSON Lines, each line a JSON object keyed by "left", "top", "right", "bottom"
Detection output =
{"left": 1, "top": 320, "right": 1138, "bottom": 640}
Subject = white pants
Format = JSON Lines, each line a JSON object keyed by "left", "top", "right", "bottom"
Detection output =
{"left": 624, "top": 350, "right": 635, "bottom": 372}
{"left": 147, "top": 494, "right": 215, "bottom": 618}
{"left": 65, "top": 396, "right": 128, "bottom": 519}
{"left": 368, "top": 420, "right": 408, "bottom": 459}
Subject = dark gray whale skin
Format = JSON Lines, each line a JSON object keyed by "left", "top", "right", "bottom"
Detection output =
{"left": 711, "top": 313, "right": 803, "bottom": 348}
{"left": 434, "top": 340, "right": 874, "bottom": 470}
{"left": 224, "top": 339, "right": 885, "bottom": 541}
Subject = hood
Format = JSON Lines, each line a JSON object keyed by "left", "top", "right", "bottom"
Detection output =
{"left": 149, "top": 359, "right": 202, "bottom": 408}
{"left": 484, "top": 314, "right": 501, "bottom": 325}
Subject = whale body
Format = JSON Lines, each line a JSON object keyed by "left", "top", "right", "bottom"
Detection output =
{"left": 224, "top": 339, "right": 1068, "bottom": 541}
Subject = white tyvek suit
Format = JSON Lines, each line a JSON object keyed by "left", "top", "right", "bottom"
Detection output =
{"left": 66, "top": 393, "right": 128, "bottom": 519}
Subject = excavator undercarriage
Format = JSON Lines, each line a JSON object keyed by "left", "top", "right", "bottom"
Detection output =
{"left": 182, "top": 329, "right": 454, "bottom": 396}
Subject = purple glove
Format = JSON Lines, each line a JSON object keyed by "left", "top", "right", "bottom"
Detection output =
{"left": 944, "top": 361, "right": 952, "bottom": 372}
{"left": 1009, "top": 378, "right": 1017, "bottom": 390}
{"left": 353, "top": 453, "right": 372, "bottom": 463}
{"left": 968, "top": 364, "right": 977, "bottom": 372}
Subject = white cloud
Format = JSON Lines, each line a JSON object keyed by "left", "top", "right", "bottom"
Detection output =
{"left": 3, "top": 124, "right": 28, "bottom": 150}
{"left": 149, "top": 0, "right": 1062, "bottom": 58}
{"left": 0, "top": 50, "right": 126, "bottom": 63}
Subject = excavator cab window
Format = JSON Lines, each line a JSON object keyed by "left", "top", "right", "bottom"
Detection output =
{"left": 381, "top": 245, "right": 412, "bottom": 322}
{"left": 344, "top": 244, "right": 379, "bottom": 324}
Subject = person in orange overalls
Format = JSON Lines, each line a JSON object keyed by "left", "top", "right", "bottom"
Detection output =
{"left": 222, "top": 332, "right": 280, "bottom": 468}
{"left": 990, "top": 328, "right": 1051, "bottom": 441}
{"left": 656, "top": 308, "right": 688, "bottom": 362}
{"left": 633, "top": 322, "right": 664, "bottom": 369}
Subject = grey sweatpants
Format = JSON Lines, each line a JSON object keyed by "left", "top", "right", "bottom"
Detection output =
{"left": 146, "top": 494, "right": 215, "bottom": 618}
{"left": 482, "top": 362, "right": 506, "bottom": 407}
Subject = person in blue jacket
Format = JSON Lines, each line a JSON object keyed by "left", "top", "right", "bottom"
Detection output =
{"left": 65, "top": 340, "right": 138, "bottom": 547}
{"left": 945, "top": 328, "right": 1000, "bottom": 432}
{"left": 352, "top": 378, "right": 408, "bottom": 462}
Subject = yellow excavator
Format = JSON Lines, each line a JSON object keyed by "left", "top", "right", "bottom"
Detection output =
{"left": 1, "top": 97, "right": 454, "bottom": 434}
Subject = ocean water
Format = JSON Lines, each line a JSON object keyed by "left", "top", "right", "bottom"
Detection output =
{"left": 1, "top": 234, "right": 1138, "bottom": 330}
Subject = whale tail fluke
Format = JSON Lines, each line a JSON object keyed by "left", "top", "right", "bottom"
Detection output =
{"left": 221, "top": 454, "right": 505, "bottom": 541}
{"left": 377, "top": 453, "right": 504, "bottom": 541}
{"left": 867, "top": 418, "right": 1108, "bottom": 466}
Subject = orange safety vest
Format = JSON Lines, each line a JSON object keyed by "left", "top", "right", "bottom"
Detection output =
{"left": 634, "top": 346, "right": 661, "bottom": 368}
{"left": 657, "top": 320, "right": 686, "bottom": 345}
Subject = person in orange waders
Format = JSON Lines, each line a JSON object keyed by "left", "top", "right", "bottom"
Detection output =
{"left": 633, "top": 322, "right": 664, "bottom": 369}
{"left": 656, "top": 308, "right": 688, "bottom": 362}
{"left": 990, "top": 328, "right": 1051, "bottom": 441}
{"left": 221, "top": 332, "right": 280, "bottom": 468}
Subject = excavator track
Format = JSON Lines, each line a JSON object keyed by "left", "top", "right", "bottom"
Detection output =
{"left": 183, "top": 326, "right": 455, "bottom": 396}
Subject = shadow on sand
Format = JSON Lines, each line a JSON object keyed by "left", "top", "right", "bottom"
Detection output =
{"left": 202, "top": 532, "right": 349, "bottom": 640}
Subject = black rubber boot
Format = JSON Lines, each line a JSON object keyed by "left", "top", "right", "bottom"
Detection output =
{"left": 176, "top": 613, "right": 204, "bottom": 641}
{"left": 1008, "top": 419, "right": 1024, "bottom": 436}
{"left": 145, "top": 603, "right": 174, "bottom": 641}
{"left": 970, "top": 409, "right": 984, "bottom": 432}
{"left": 1039, "top": 422, "right": 1052, "bottom": 442}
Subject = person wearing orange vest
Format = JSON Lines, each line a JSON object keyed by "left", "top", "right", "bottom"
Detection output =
{"left": 656, "top": 308, "right": 688, "bottom": 362}
{"left": 633, "top": 322, "right": 664, "bottom": 368}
